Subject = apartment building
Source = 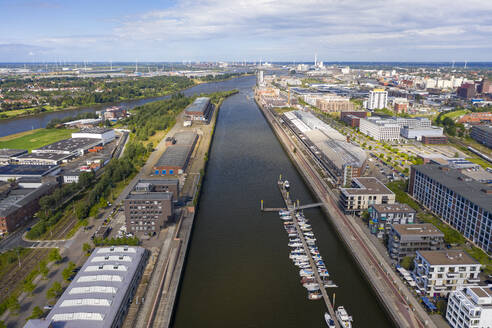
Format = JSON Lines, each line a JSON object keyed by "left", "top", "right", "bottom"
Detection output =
{"left": 368, "top": 203, "right": 416, "bottom": 238}
{"left": 412, "top": 250, "right": 482, "bottom": 297}
{"left": 367, "top": 89, "right": 388, "bottom": 110}
{"left": 409, "top": 164, "right": 492, "bottom": 254}
{"left": 387, "top": 224, "right": 444, "bottom": 262}
{"left": 339, "top": 177, "right": 395, "bottom": 213}
{"left": 446, "top": 286, "right": 492, "bottom": 328}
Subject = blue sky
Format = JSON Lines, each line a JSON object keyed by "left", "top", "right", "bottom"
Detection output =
{"left": 1, "top": 0, "right": 492, "bottom": 62}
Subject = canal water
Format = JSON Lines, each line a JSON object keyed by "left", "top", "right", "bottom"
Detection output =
{"left": 171, "top": 76, "right": 393, "bottom": 328}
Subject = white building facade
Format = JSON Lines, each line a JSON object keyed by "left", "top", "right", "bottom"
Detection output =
{"left": 367, "top": 89, "right": 388, "bottom": 110}
{"left": 359, "top": 117, "right": 400, "bottom": 141}
{"left": 446, "top": 287, "right": 492, "bottom": 328}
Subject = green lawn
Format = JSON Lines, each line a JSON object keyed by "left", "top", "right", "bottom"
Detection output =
{"left": 442, "top": 109, "right": 470, "bottom": 120}
{"left": 466, "top": 157, "right": 492, "bottom": 169}
{"left": 0, "top": 128, "right": 76, "bottom": 151}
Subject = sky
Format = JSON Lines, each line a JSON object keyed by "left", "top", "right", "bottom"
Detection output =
{"left": 0, "top": 0, "right": 492, "bottom": 62}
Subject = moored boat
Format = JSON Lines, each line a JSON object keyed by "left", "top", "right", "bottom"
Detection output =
{"left": 335, "top": 306, "right": 353, "bottom": 328}
{"left": 324, "top": 313, "right": 336, "bottom": 328}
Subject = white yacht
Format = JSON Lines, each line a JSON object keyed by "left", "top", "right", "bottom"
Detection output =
{"left": 335, "top": 306, "right": 353, "bottom": 328}
{"left": 324, "top": 313, "right": 336, "bottom": 328}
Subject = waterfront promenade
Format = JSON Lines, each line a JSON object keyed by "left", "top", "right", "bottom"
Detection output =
{"left": 257, "top": 96, "right": 437, "bottom": 328}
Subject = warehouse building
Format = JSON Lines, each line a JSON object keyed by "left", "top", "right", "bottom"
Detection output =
{"left": 0, "top": 149, "right": 27, "bottom": 165}
{"left": 32, "top": 138, "right": 102, "bottom": 157}
{"left": 283, "top": 110, "right": 367, "bottom": 186}
{"left": 72, "top": 128, "right": 116, "bottom": 145}
{"left": 153, "top": 131, "right": 198, "bottom": 176}
{"left": 24, "top": 246, "right": 148, "bottom": 328}
{"left": 401, "top": 126, "right": 444, "bottom": 141}
{"left": 0, "top": 181, "right": 57, "bottom": 234}
{"left": 14, "top": 152, "right": 72, "bottom": 166}
{"left": 0, "top": 165, "right": 60, "bottom": 182}
{"left": 184, "top": 97, "right": 213, "bottom": 122}
{"left": 133, "top": 179, "right": 179, "bottom": 200}
{"left": 125, "top": 192, "right": 174, "bottom": 234}
{"left": 339, "top": 177, "right": 395, "bottom": 213}
{"left": 409, "top": 164, "right": 492, "bottom": 254}
{"left": 387, "top": 224, "right": 444, "bottom": 262}
{"left": 368, "top": 203, "right": 416, "bottom": 238}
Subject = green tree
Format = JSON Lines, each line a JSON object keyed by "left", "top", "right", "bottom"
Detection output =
{"left": 22, "top": 279, "right": 36, "bottom": 295}
{"left": 46, "top": 281, "right": 62, "bottom": 300}
{"left": 0, "top": 320, "right": 6, "bottom": 328}
{"left": 82, "top": 243, "right": 92, "bottom": 256}
{"left": 146, "top": 142, "right": 154, "bottom": 153}
{"left": 39, "top": 261, "right": 49, "bottom": 279}
{"left": 26, "top": 306, "right": 44, "bottom": 320}
{"left": 48, "top": 249, "right": 62, "bottom": 263}
{"left": 400, "top": 256, "right": 415, "bottom": 270}
{"left": 62, "top": 262, "right": 76, "bottom": 282}
{"left": 6, "top": 295, "right": 20, "bottom": 314}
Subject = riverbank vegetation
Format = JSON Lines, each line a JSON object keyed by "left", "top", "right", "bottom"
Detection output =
{"left": 0, "top": 128, "right": 75, "bottom": 151}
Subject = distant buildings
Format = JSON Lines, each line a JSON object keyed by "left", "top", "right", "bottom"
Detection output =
{"left": 339, "top": 177, "right": 395, "bottom": 213}
{"left": 409, "top": 164, "right": 492, "bottom": 254}
{"left": 392, "top": 98, "right": 409, "bottom": 113}
{"left": 387, "top": 224, "right": 444, "bottom": 262}
{"left": 153, "top": 131, "right": 198, "bottom": 176}
{"left": 25, "top": 246, "right": 148, "bottom": 328}
{"left": 457, "top": 84, "right": 476, "bottom": 99}
{"left": 412, "top": 250, "right": 481, "bottom": 297}
{"left": 315, "top": 95, "right": 354, "bottom": 112}
{"left": 446, "top": 286, "right": 492, "bottom": 328}
{"left": 184, "top": 97, "right": 213, "bottom": 122}
{"left": 103, "top": 106, "right": 127, "bottom": 121}
{"left": 458, "top": 112, "right": 492, "bottom": 125}
{"left": 367, "top": 89, "right": 388, "bottom": 110}
{"left": 368, "top": 203, "right": 416, "bottom": 238}
{"left": 470, "top": 125, "right": 492, "bottom": 149}
{"left": 340, "top": 111, "right": 368, "bottom": 127}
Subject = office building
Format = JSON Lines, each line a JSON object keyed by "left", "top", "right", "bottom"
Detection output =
{"left": 412, "top": 250, "right": 481, "bottom": 297}
{"left": 470, "top": 125, "right": 492, "bottom": 149}
{"left": 339, "top": 177, "right": 395, "bottom": 213}
{"left": 359, "top": 117, "right": 400, "bottom": 141}
{"left": 457, "top": 84, "right": 476, "bottom": 99}
{"left": 184, "top": 97, "right": 213, "bottom": 122}
{"left": 446, "top": 286, "right": 492, "bottom": 328}
{"left": 24, "top": 246, "right": 148, "bottom": 328}
{"left": 409, "top": 164, "right": 492, "bottom": 254}
{"left": 367, "top": 89, "right": 388, "bottom": 110}
{"left": 125, "top": 192, "right": 174, "bottom": 234}
{"left": 153, "top": 132, "right": 198, "bottom": 176}
{"left": 368, "top": 203, "right": 416, "bottom": 238}
{"left": 387, "top": 224, "right": 444, "bottom": 261}
{"left": 72, "top": 128, "right": 116, "bottom": 145}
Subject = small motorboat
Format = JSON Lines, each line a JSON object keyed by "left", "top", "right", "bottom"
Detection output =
{"left": 308, "top": 291, "right": 322, "bottom": 300}
{"left": 284, "top": 180, "right": 290, "bottom": 190}
{"left": 336, "top": 306, "right": 353, "bottom": 328}
{"left": 279, "top": 210, "right": 290, "bottom": 216}
{"left": 303, "top": 282, "right": 320, "bottom": 291}
{"left": 299, "top": 269, "right": 314, "bottom": 277}
{"left": 324, "top": 313, "right": 336, "bottom": 328}
{"left": 288, "top": 242, "right": 303, "bottom": 248}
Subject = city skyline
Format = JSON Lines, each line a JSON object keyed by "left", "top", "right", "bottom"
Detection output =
{"left": 0, "top": 0, "right": 492, "bottom": 62}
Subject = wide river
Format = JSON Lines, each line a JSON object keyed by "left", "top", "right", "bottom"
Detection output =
{"left": 0, "top": 76, "right": 393, "bottom": 327}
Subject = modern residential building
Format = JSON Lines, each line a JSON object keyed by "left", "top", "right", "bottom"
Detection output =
{"left": 315, "top": 95, "right": 354, "bottom": 112}
{"left": 470, "top": 125, "right": 492, "bottom": 149}
{"left": 133, "top": 179, "right": 179, "bottom": 200}
{"left": 153, "top": 131, "right": 198, "bottom": 176}
{"left": 72, "top": 128, "right": 116, "bottom": 145}
{"left": 367, "top": 89, "right": 388, "bottom": 110}
{"left": 446, "top": 286, "right": 492, "bottom": 328}
{"left": 412, "top": 250, "right": 481, "bottom": 297}
{"left": 24, "top": 246, "right": 148, "bottom": 328}
{"left": 184, "top": 97, "right": 213, "bottom": 122}
{"left": 409, "top": 164, "right": 492, "bottom": 254}
{"left": 124, "top": 192, "right": 174, "bottom": 234}
{"left": 368, "top": 203, "right": 416, "bottom": 238}
{"left": 393, "top": 98, "right": 409, "bottom": 113}
{"left": 387, "top": 224, "right": 444, "bottom": 262}
{"left": 401, "top": 126, "right": 444, "bottom": 141}
{"left": 339, "top": 177, "right": 395, "bottom": 213}
{"left": 359, "top": 117, "right": 401, "bottom": 141}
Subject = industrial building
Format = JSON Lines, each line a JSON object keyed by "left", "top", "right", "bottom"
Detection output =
{"left": 387, "top": 224, "right": 444, "bottom": 262}
{"left": 125, "top": 192, "right": 174, "bottom": 234}
{"left": 14, "top": 152, "right": 72, "bottom": 166}
{"left": 412, "top": 250, "right": 481, "bottom": 297}
{"left": 153, "top": 131, "right": 198, "bottom": 176}
{"left": 0, "top": 165, "right": 60, "bottom": 182}
{"left": 32, "top": 138, "right": 102, "bottom": 157}
{"left": 368, "top": 203, "right": 416, "bottom": 238}
{"left": 401, "top": 126, "right": 444, "bottom": 141}
{"left": 72, "top": 128, "right": 116, "bottom": 145}
{"left": 24, "top": 246, "right": 148, "bottom": 328}
{"left": 283, "top": 110, "right": 367, "bottom": 186}
{"left": 409, "top": 164, "right": 492, "bottom": 254}
{"left": 184, "top": 97, "right": 213, "bottom": 122}
{"left": 470, "top": 125, "right": 492, "bottom": 148}
{"left": 339, "top": 177, "right": 395, "bottom": 213}
{"left": 0, "top": 181, "right": 57, "bottom": 234}
{"left": 446, "top": 286, "right": 492, "bottom": 328}
{"left": 0, "top": 149, "right": 27, "bottom": 165}
{"left": 133, "top": 179, "right": 179, "bottom": 200}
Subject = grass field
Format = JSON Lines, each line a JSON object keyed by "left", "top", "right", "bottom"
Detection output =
{"left": 442, "top": 109, "right": 470, "bottom": 120}
{"left": 0, "top": 128, "right": 76, "bottom": 151}
{"left": 466, "top": 157, "right": 492, "bottom": 169}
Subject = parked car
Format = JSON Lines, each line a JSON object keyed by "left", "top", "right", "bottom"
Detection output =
{"left": 43, "top": 305, "right": 53, "bottom": 310}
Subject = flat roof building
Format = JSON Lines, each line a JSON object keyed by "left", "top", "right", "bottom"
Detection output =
{"left": 125, "top": 192, "right": 174, "bottom": 235}
{"left": 446, "top": 286, "right": 492, "bottom": 328}
{"left": 388, "top": 224, "right": 444, "bottom": 262}
{"left": 24, "top": 246, "right": 148, "bottom": 328}
{"left": 470, "top": 125, "right": 492, "bottom": 149}
{"left": 0, "top": 165, "right": 60, "bottom": 182}
{"left": 339, "top": 177, "right": 395, "bottom": 213}
{"left": 14, "top": 152, "right": 72, "bottom": 166}
{"left": 133, "top": 179, "right": 179, "bottom": 200}
{"left": 72, "top": 128, "right": 116, "bottom": 145}
{"left": 184, "top": 97, "right": 213, "bottom": 122}
{"left": 409, "top": 164, "right": 492, "bottom": 254}
{"left": 0, "top": 149, "right": 27, "bottom": 165}
{"left": 33, "top": 138, "right": 101, "bottom": 156}
{"left": 401, "top": 126, "right": 444, "bottom": 141}
{"left": 153, "top": 132, "right": 198, "bottom": 176}
{"left": 368, "top": 203, "right": 416, "bottom": 238}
